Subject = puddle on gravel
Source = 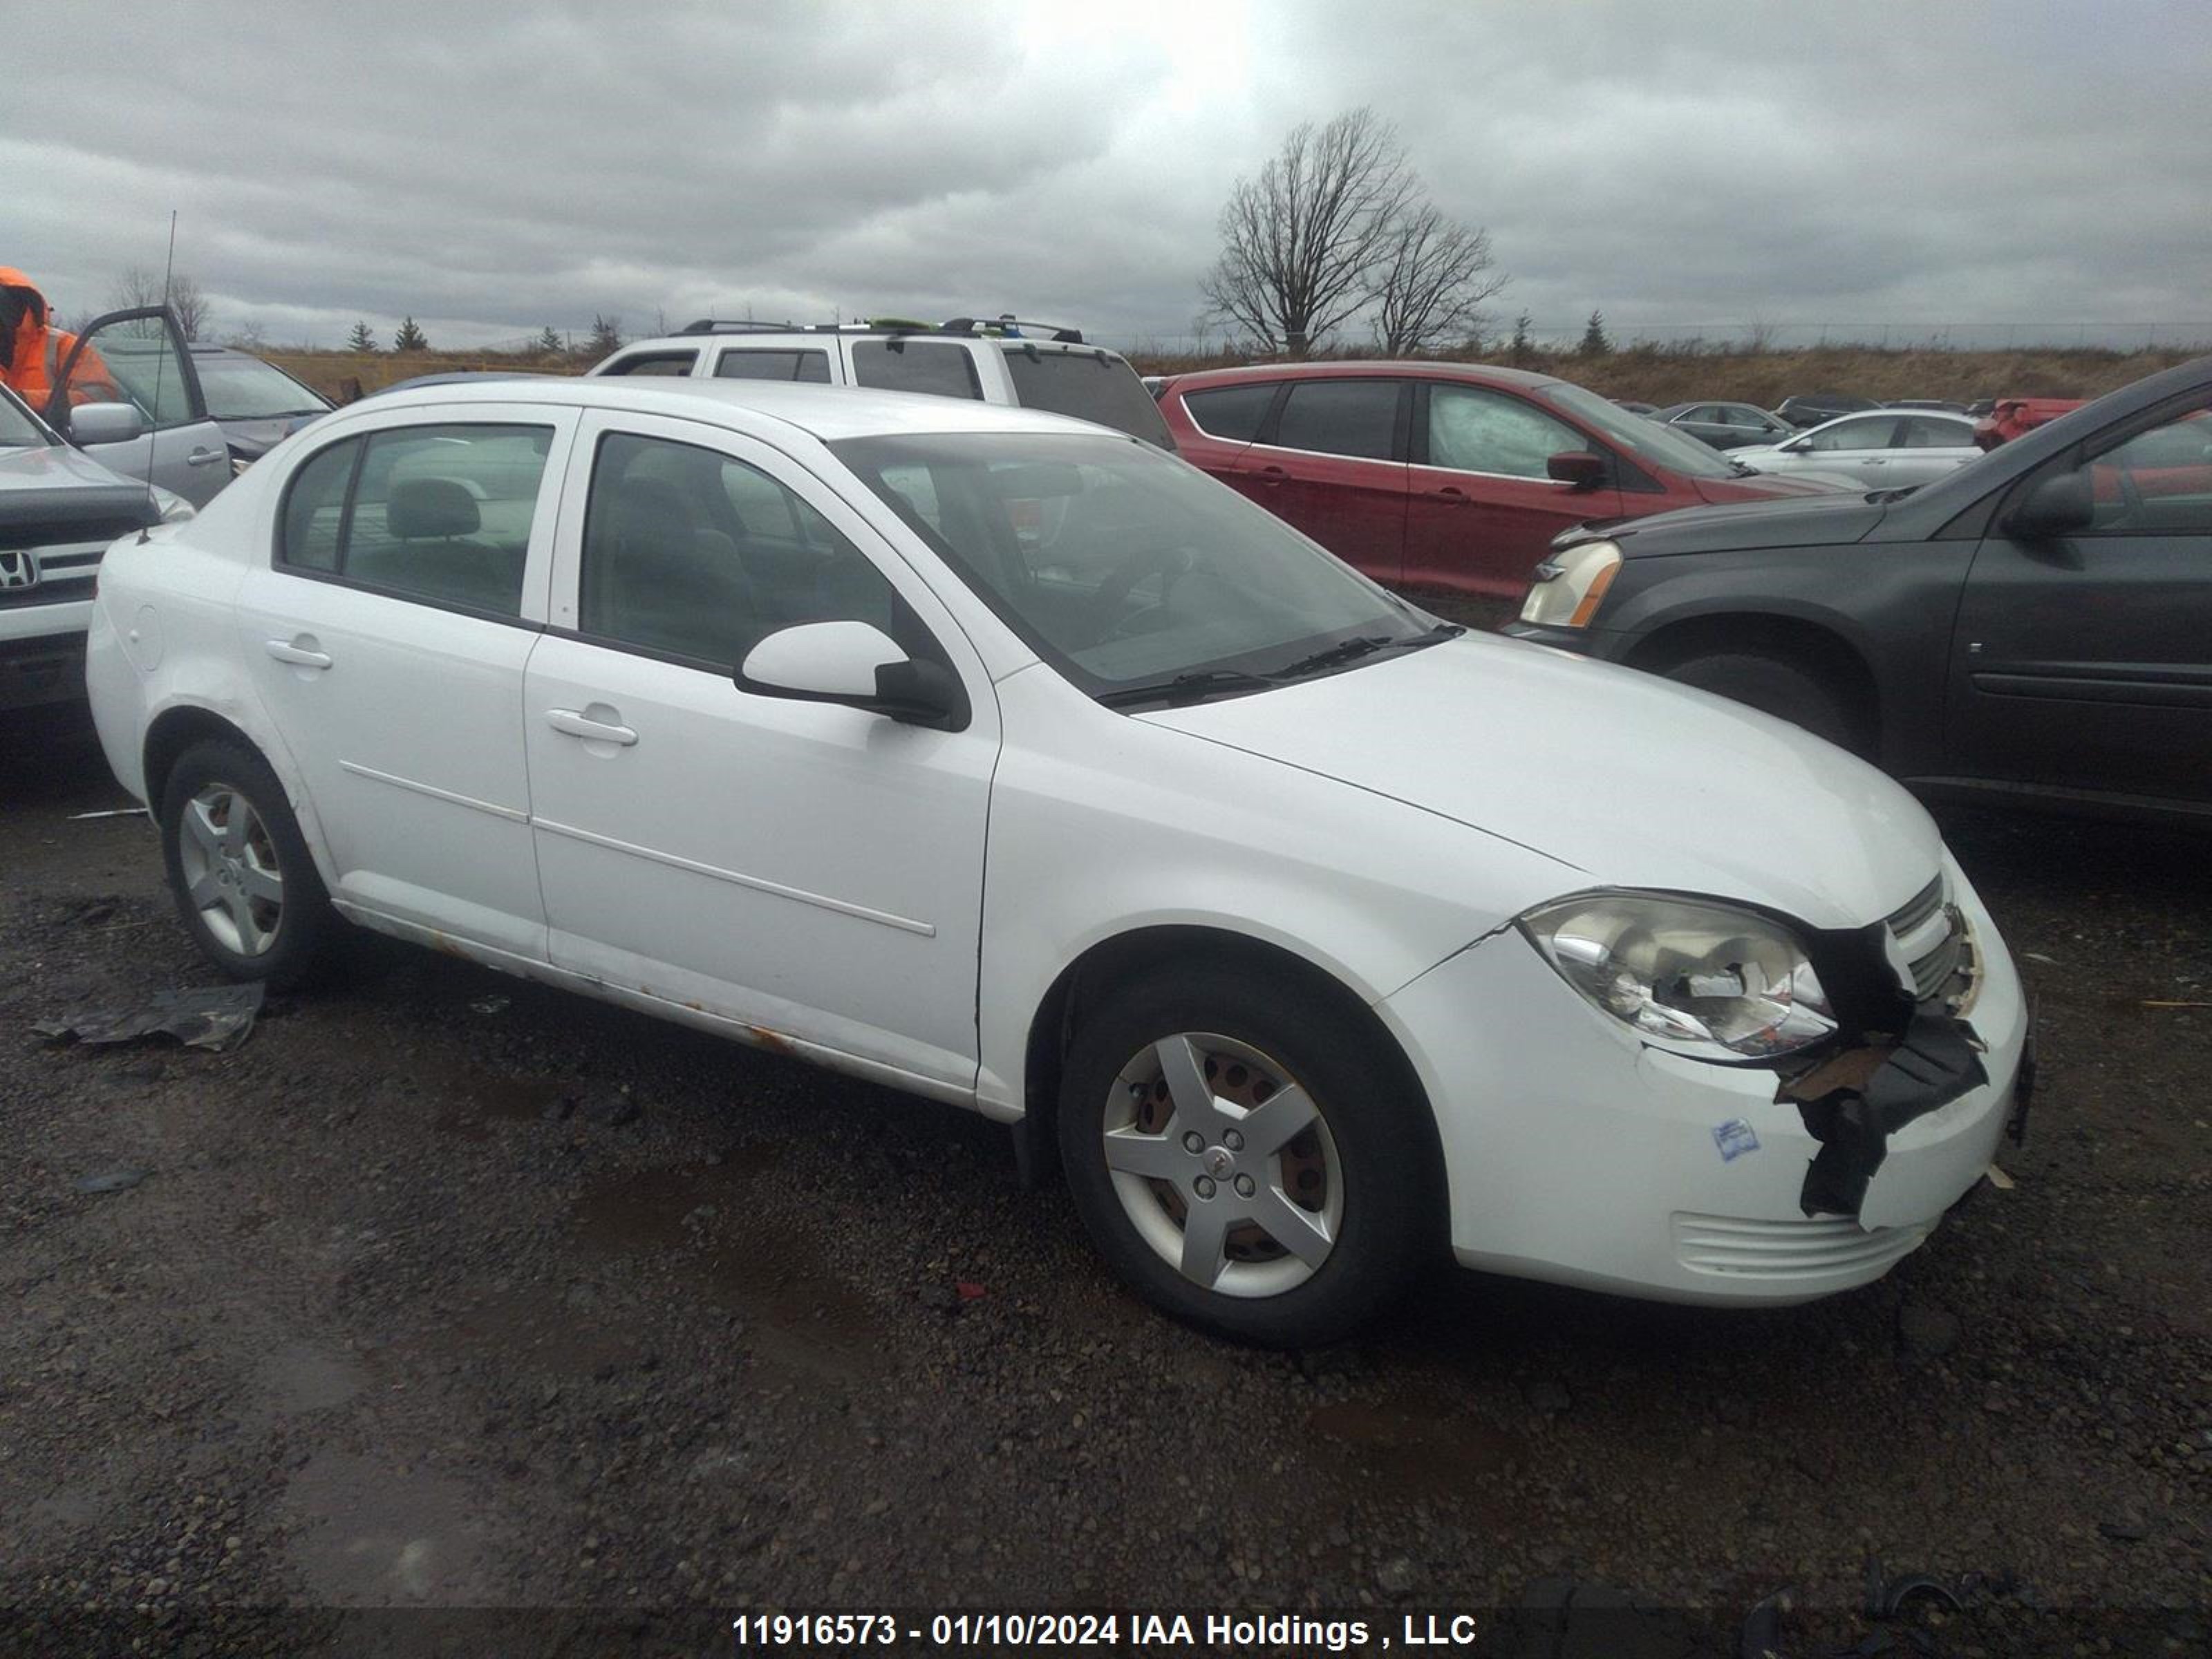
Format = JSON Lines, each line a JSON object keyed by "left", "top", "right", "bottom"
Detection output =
{"left": 284, "top": 1450, "right": 503, "bottom": 1605}
{"left": 568, "top": 1161, "right": 879, "bottom": 1382}
{"left": 1306, "top": 1393, "right": 1525, "bottom": 1503}
{"left": 429, "top": 1065, "right": 566, "bottom": 1141}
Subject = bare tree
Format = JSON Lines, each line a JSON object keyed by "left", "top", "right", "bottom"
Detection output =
{"left": 1369, "top": 205, "right": 1508, "bottom": 355}
{"left": 107, "top": 264, "right": 209, "bottom": 339}
{"left": 1199, "top": 108, "right": 1418, "bottom": 356}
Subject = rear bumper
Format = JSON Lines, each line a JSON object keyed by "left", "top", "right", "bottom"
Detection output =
{"left": 1380, "top": 857, "right": 2027, "bottom": 1306}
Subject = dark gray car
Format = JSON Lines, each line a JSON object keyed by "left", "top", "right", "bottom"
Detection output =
{"left": 1650, "top": 401, "right": 1795, "bottom": 449}
{"left": 187, "top": 344, "right": 332, "bottom": 471}
{"left": 1506, "top": 353, "right": 2212, "bottom": 823}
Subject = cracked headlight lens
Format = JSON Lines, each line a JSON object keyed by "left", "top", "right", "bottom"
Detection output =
{"left": 1520, "top": 892, "right": 1837, "bottom": 1061}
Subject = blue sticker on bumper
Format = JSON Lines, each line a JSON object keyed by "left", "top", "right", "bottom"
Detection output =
{"left": 1713, "top": 1118, "right": 1761, "bottom": 1161}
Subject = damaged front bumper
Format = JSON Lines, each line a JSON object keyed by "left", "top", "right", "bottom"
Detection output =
{"left": 1379, "top": 853, "right": 2028, "bottom": 1306}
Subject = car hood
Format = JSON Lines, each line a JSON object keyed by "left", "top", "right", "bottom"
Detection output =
{"left": 1689, "top": 469, "right": 1838, "bottom": 504}
{"left": 1138, "top": 635, "right": 1940, "bottom": 930}
{"left": 1602, "top": 488, "right": 1892, "bottom": 554}
{"left": 213, "top": 415, "right": 314, "bottom": 458}
{"left": 0, "top": 440, "right": 141, "bottom": 496}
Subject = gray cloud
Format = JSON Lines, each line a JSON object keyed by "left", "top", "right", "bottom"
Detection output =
{"left": 6, "top": 0, "right": 2207, "bottom": 352}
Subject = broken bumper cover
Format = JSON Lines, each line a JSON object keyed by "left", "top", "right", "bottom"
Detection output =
{"left": 1378, "top": 862, "right": 2027, "bottom": 1306}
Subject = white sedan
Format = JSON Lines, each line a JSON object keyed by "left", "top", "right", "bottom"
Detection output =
{"left": 1732, "top": 409, "right": 1984, "bottom": 489}
{"left": 83, "top": 379, "right": 2029, "bottom": 1345}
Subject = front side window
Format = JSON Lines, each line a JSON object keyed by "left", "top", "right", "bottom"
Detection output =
{"left": 835, "top": 431, "right": 1438, "bottom": 700}
{"left": 849, "top": 340, "right": 982, "bottom": 400}
{"left": 579, "top": 431, "right": 906, "bottom": 669}
{"left": 1272, "top": 379, "right": 1400, "bottom": 461}
{"left": 2084, "top": 402, "right": 2212, "bottom": 534}
{"left": 713, "top": 348, "right": 832, "bottom": 383}
{"left": 1427, "top": 384, "right": 1583, "bottom": 478}
{"left": 1181, "top": 382, "right": 1277, "bottom": 442}
{"left": 194, "top": 354, "right": 328, "bottom": 419}
{"left": 1805, "top": 417, "right": 1895, "bottom": 452}
{"left": 275, "top": 423, "right": 550, "bottom": 616}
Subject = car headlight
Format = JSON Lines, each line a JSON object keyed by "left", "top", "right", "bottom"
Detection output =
{"left": 1519, "top": 892, "right": 1837, "bottom": 1061}
{"left": 1518, "top": 538, "right": 1620, "bottom": 628}
{"left": 149, "top": 485, "right": 197, "bottom": 523}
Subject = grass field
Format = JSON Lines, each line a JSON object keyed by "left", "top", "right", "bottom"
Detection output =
{"left": 265, "top": 342, "right": 2206, "bottom": 410}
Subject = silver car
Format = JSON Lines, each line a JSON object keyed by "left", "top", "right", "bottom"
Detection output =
{"left": 1731, "top": 409, "right": 1982, "bottom": 489}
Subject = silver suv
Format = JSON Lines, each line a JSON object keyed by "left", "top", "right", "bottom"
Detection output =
{"left": 588, "top": 317, "right": 1174, "bottom": 450}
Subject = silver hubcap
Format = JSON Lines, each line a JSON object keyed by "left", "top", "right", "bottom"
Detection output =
{"left": 1100, "top": 1032, "right": 1342, "bottom": 1299}
{"left": 178, "top": 784, "right": 283, "bottom": 957}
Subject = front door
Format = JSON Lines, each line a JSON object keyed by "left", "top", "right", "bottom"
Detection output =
{"left": 235, "top": 410, "right": 574, "bottom": 957}
{"left": 524, "top": 411, "right": 996, "bottom": 1091}
{"left": 1404, "top": 381, "right": 1624, "bottom": 598}
{"left": 48, "top": 307, "right": 230, "bottom": 505}
{"left": 1947, "top": 391, "right": 2212, "bottom": 805}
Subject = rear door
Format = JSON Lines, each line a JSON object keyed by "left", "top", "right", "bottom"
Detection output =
{"left": 1166, "top": 380, "right": 1279, "bottom": 491}
{"left": 1947, "top": 389, "right": 2212, "bottom": 805}
{"left": 1228, "top": 377, "right": 1409, "bottom": 584}
{"left": 1886, "top": 415, "right": 1983, "bottom": 487}
{"left": 1403, "top": 380, "right": 1622, "bottom": 598}
{"left": 1779, "top": 414, "right": 1903, "bottom": 485}
{"left": 47, "top": 308, "right": 229, "bottom": 505}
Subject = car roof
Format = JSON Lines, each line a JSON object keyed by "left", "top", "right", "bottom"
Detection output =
{"left": 1165, "top": 359, "right": 1566, "bottom": 394}
{"left": 353, "top": 375, "right": 1121, "bottom": 444}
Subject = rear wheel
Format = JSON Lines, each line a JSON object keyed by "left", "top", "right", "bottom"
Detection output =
{"left": 1056, "top": 964, "right": 1432, "bottom": 1346}
{"left": 1662, "top": 650, "right": 1858, "bottom": 751}
{"left": 158, "top": 739, "right": 341, "bottom": 990}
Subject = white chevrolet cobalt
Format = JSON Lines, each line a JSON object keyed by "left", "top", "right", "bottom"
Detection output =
{"left": 84, "top": 379, "right": 2030, "bottom": 1345}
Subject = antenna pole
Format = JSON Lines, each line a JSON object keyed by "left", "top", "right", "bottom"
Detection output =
{"left": 136, "top": 211, "right": 180, "bottom": 541}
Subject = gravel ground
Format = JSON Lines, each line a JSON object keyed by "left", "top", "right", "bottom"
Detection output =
{"left": 1, "top": 722, "right": 2206, "bottom": 1658}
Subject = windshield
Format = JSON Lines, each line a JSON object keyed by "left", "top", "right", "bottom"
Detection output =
{"left": 193, "top": 353, "right": 330, "bottom": 419}
{"left": 1000, "top": 348, "right": 1176, "bottom": 450}
{"left": 831, "top": 432, "right": 1438, "bottom": 703}
{"left": 0, "top": 385, "right": 49, "bottom": 447}
{"left": 1539, "top": 382, "right": 1740, "bottom": 480}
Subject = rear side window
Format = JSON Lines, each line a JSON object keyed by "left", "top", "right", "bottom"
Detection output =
{"left": 713, "top": 349, "right": 833, "bottom": 384}
{"left": 1000, "top": 349, "right": 1174, "bottom": 449}
{"left": 1900, "top": 418, "right": 1971, "bottom": 449}
{"left": 600, "top": 352, "right": 697, "bottom": 377}
{"left": 276, "top": 423, "right": 551, "bottom": 617}
{"left": 849, "top": 340, "right": 983, "bottom": 400}
{"left": 1180, "top": 383, "right": 1276, "bottom": 443}
{"left": 1805, "top": 417, "right": 1896, "bottom": 452}
{"left": 1273, "top": 379, "right": 1400, "bottom": 461}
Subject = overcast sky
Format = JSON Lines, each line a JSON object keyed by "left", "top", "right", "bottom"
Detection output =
{"left": 6, "top": 0, "right": 2209, "bottom": 352}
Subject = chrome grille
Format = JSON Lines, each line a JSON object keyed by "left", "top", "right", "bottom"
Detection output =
{"left": 1885, "top": 872, "right": 1969, "bottom": 1003}
{"left": 1673, "top": 1212, "right": 1927, "bottom": 1278}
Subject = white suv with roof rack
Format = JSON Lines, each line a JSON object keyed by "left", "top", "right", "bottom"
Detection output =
{"left": 587, "top": 316, "right": 1174, "bottom": 451}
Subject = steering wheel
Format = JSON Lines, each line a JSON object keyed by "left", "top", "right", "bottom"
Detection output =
{"left": 1087, "top": 543, "right": 1195, "bottom": 639}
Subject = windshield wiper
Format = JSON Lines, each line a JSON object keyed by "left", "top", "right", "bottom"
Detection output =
{"left": 1273, "top": 624, "right": 1461, "bottom": 680}
{"left": 1096, "top": 668, "right": 1279, "bottom": 709}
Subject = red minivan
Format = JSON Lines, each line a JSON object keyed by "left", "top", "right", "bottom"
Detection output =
{"left": 1155, "top": 362, "right": 1841, "bottom": 600}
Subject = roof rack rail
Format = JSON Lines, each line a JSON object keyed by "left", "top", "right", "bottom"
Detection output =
{"left": 941, "top": 315, "right": 1085, "bottom": 345}
{"left": 675, "top": 318, "right": 811, "bottom": 335}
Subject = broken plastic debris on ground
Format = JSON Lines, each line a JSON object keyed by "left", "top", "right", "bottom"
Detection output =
{"left": 35, "top": 983, "right": 266, "bottom": 1053}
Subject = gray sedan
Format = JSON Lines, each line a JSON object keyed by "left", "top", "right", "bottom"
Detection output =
{"left": 1649, "top": 401, "right": 1794, "bottom": 449}
{"left": 1730, "top": 410, "right": 1982, "bottom": 489}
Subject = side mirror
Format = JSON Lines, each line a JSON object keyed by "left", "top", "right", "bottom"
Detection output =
{"left": 1781, "top": 438, "right": 1811, "bottom": 454}
{"left": 2005, "top": 469, "right": 2094, "bottom": 540}
{"left": 66, "top": 402, "right": 148, "bottom": 447}
{"left": 1546, "top": 451, "right": 1608, "bottom": 490}
{"left": 736, "top": 620, "right": 968, "bottom": 731}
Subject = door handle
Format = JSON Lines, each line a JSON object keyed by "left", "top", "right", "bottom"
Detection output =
{"left": 547, "top": 708, "right": 638, "bottom": 746}
{"left": 187, "top": 447, "right": 224, "bottom": 466}
{"left": 264, "top": 637, "right": 332, "bottom": 669}
{"left": 1255, "top": 465, "right": 1287, "bottom": 486}
{"left": 1434, "top": 485, "right": 1469, "bottom": 505}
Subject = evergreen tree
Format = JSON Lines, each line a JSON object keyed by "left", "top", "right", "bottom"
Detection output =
{"left": 1578, "top": 309, "right": 1611, "bottom": 356}
{"left": 347, "top": 319, "right": 378, "bottom": 355}
{"left": 393, "top": 316, "right": 429, "bottom": 352}
{"left": 536, "top": 325, "right": 564, "bottom": 355}
{"left": 1508, "top": 311, "right": 1534, "bottom": 364}
{"left": 587, "top": 314, "right": 623, "bottom": 356}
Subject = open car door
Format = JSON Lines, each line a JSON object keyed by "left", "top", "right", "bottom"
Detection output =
{"left": 44, "top": 306, "right": 229, "bottom": 506}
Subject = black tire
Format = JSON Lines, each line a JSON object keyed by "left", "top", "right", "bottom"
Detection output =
{"left": 158, "top": 738, "right": 342, "bottom": 991}
{"left": 1056, "top": 962, "right": 1434, "bottom": 1347}
{"left": 1663, "top": 650, "right": 1858, "bottom": 751}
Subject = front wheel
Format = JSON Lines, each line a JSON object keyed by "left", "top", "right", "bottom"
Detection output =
{"left": 1056, "top": 965, "right": 1433, "bottom": 1346}
{"left": 1662, "top": 650, "right": 1859, "bottom": 751}
{"left": 158, "top": 738, "right": 342, "bottom": 990}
